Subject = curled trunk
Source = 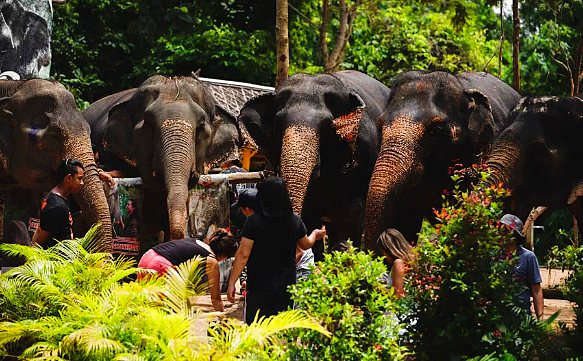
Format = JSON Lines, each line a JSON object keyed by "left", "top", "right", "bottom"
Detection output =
{"left": 66, "top": 133, "right": 112, "bottom": 250}
{"left": 364, "top": 122, "right": 423, "bottom": 250}
{"left": 161, "top": 121, "right": 194, "bottom": 240}
{"left": 280, "top": 126, "right": 319, "bottom": 214}
{"left": 485, "top": 141, "right": 522, "bottom": 188}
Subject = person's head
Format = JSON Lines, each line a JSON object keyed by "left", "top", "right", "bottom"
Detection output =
{"left": 237, "top": 188, "right": 257, "bottom": 217}
{"left": 126, "top": 199, "right": 135, "bottom": 214}
{"left": 92, "top": 145, "right": 100, "bottom": 164}
{"left": 500, "top": 214, "right": 525, "bottom": 245}
{"left": 255, "top": 177, "right": 293, "bottom": 218}
{"left": 208, "top": 228, "right": 239, "bottom": 261}
{"left": 56, "top": 158, "right": 84, "bottom": 193}
{"left": 377, "top": 228, "right": 413, "bottom": 264}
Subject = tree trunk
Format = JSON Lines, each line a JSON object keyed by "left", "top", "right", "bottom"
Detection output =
{"left": 512, "top": 0, "right": 521, "bottom": 92}
{"left": 318, "top": 0, "right": 363, "bottom": 72}
{"left": 573, "top": 30, "right": 583, "bottom": 96}
{"left": 276, "top": 0, "right": 289, "bottom": 89}
{"left": 498, "top": 0, "right": 504, "bottom": 78}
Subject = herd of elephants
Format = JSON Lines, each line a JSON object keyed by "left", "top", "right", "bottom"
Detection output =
{"left": 0, "top": 70, "right": 582, "bottom": 257}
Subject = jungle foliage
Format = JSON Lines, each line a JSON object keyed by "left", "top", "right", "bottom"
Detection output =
{"left": 51, "top": 0, "right": 582, "bottom": 105}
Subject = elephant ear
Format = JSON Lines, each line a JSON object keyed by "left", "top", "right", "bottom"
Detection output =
{"left": 238, "top": 92, "right": 278, "bottom": 167}
{"left": 0, "top": 97, "right": 14, "bottom": 173}
{"left": 331, "top": 92, "right": 366, "bottom": 168}
{"left": 204, "top": 108, "right": 241, "bottom": 173}
{"left": 465, "top": 89, "right": 495, "bottom": 156}
{"left": 103, "top": 97, "right": 139, "bottom": 167}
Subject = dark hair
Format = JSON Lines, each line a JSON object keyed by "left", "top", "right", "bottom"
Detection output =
{"left": 56, "top": 159, "right": 83, "bottom": 184}
{"left": 255, "top": 177, "right": 293, "bottom": 218}
{"left": 237, "top": 188, "right": 257, "bottom": 209}
{"left": 208, "top": 228, "right": 239, "bottom": 258}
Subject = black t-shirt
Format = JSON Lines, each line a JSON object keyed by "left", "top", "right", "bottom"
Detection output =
{"left": 39, "top": 192, "right": 73, "bottom": 248}
{"left": 241, "top": 213, "right": 307, "bottom": 291}
{"left": 153, "top": 238, "right": 213, "bottom": 266}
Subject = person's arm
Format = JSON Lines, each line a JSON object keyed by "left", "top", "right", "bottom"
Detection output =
{"left": 531, "top": 283, "right": 544, "bottom": 320}
{"left": 32, "top": 227, "right": 50, "bottom": 245}
{"left": 391, "top": 259, "right": 406, "bottom": 298}
{"left": 297, "top": 226, "right": 326, "bottom": 250}
{"left": 206, "top": 257, "right": 224, "bottom": 312}
{"left": 227, "top": 237, "right": 253, "bottom": 303}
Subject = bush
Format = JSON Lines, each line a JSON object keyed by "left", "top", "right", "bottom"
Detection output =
{"left": 285, "top": 246, "right": 409, "bottom": 360}
{"left": 403, "top": 167, "right": 554, "bottom": 360}
{"left": 0, "top": 226, "right": 328, "bottom": 360}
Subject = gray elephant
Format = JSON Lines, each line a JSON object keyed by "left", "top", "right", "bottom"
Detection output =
{"left": 0, "top": 79, "right": 112, "bottom": 247}
{"left": 83, "top": 74, "right": 242, "bottom": 243}
{"left": 364, "top": 71, "right": 521, "bottom": 250}
{"left": 239, "top": 70, "right": 391, "bottom": 254}
{"left": 486, "top": 96, "right": 583, "bottom": 235}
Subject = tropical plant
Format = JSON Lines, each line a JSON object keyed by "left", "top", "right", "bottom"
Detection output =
{"left": 404, "top": 167, "right": 557, "bottom": 360}
{"left": 0, "top": 226, "right": 328, "bottom": 360}
{"left": 285, "top": 246, "right": 409, "bottom": 360}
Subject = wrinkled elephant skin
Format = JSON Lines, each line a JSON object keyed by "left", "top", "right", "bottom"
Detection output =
{"left": 0, "top": 79, "right": 112, "bottom": 248}
{"left": 239, "top": 70, "right": 391, "bottom": 255}
{"left": 364, "top": 71, "right": 521, "bottom": 250}
{"left": 83, "top": 75, "right": 242, "bottom": 244}
{"left": 486, "top": 96, "right": 583, "bottom": 233}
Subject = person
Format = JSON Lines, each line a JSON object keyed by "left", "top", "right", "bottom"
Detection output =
{"left": 122, "top": 199, "right": 138, "bottom": 237}
{"left": 500, "top": 214, "right": 544, "bottom": 320}
{"left": 295, "top": 246, "right": 315, "bottom": 281}
{"left": 229, "top": 188, "right": 257, "bottom": 241}
{"left": 226, "top": 177, "right": 326, "bottom": 324}
{"left": 92, "top": 145, "right": 120, "bottom": 187}
{"left": 377, "top": 228, "right": 414, "bottom": 298}
{"left": 138, "top": 229, "right": 239, "bottom": 312}
{"left": 32, "top": 159, "right": 84, "bottom": 248}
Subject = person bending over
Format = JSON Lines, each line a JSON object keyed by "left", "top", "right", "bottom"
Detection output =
{"left": 138, "top": 229, "right": 238, "bottom": 312}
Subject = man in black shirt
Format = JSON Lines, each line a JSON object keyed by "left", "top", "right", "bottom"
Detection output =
{"left": 32, "top": 159, "right": 85, "bottom": 248}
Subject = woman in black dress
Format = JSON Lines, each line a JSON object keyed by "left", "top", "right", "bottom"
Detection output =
{"left": 226, "top": 177, "right": 326, "bottom": 324}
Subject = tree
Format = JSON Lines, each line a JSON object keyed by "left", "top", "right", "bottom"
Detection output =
{"left": 512, "top": 0, "right": 521, "bottom": 92}
{"left": 276, "top": 0, "right": 289, "bottom": 88}
{"left": 318, "top": 0, "right": 364, "bottom": 72}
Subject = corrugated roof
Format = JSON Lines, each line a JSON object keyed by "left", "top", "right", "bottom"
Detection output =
{"left": 200, "top": 77, "right": 273, "bottom": 149}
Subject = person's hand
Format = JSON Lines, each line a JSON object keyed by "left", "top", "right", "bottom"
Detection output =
{"left": 311, "top": 225, "right": 326, "bottom": 241}
{"left": 98, "top": 170, "right": 116, "bottom": 187}
{"left": 227, "top": 282, "right": 237, "bottom": 303}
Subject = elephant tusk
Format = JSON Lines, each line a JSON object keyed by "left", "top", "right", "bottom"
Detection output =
{"left": 522, "top": 206, "right": 548, "bottom": 235}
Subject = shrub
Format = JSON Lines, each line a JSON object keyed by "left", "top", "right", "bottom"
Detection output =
{"left": 0, "top": 226, "right": 328, "bottom": 360}
{"left": 403, "top": 167, "right": 554, "bottom": 360}
{"left": 285, "top": 246, "right": 409, "bottom": 360}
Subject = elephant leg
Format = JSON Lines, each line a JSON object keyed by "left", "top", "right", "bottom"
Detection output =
{"left": 139, "top": 188, "right": 167, "bottom": 255}
{"left": 568, "top": 198, "right": 583, "bottom": 247}
{"left": 300, "top": 196, "right": 325, "bottom": 261}
{"left": 325, "top": 198, "right": 365, "bottom": 252}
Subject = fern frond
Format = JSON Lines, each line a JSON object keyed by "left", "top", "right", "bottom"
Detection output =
{"left": 21, "top": 341, "right": 62, "bottom": 359}
{"left": 162, "top": 257, "right": 208, "bottom": 314}
{"left": 0, "top": 243, "right": 45, "bottom": 261}
{"left": 77, "top": 224, "right": 104, "bottom": 253}
{"left": 62, "top": 324, "right": 125, "bottom": 357}
{"left": 114, "top": 354, "right": 147, "bottom": 361}
{"left": 209, "top": 310, "right": 329, "bottom": 356}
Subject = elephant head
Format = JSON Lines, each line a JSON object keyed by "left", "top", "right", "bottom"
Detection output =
{"left": 364, "top": 71, "right": 521, "bottom": 249}
{"left": 85, "top": 75, "right": 241, "bottom": 240}
{"left": 486, "top": 96, "right": 583, "bottom": 223}
{"left": 0, "top": 79, "right": 112, "bottom": 247}
{"left": 239, "top": 71, "right": 391, "bottom": 250}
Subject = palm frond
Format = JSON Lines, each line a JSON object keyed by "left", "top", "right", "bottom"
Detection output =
{"left": 0, "top": 243, "right": 46, "bottom": 262}
{"left": 162, "top": 257, "right": 208, "bottom": 314}
{"left": 114, "top": 354, "right": 147, "bottom": 361}
{"left": 209, "top": 310, "right": 330, "bottom": 356}
{"left": 62, "top": 324, "right": 125, "bottom": 358}
{"left": 21, "top": 341, "right": 63, "bottom": 360}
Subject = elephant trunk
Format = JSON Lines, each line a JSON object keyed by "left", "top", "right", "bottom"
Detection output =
{"left": 160, "top": 120, "right": 194, "bottom": 240}
{"left": 363, "top": 120, "right": 423, "bottom": 251}
{"left": 65, "top": 133, "right": 112, "bottom": 250}
{"left": 485, "top": 141, "right": 522, "bottom": 188}
{"left": 280, "top": 126, "right": 320, "bottom": 214}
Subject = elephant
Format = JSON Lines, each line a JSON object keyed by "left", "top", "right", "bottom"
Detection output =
{"left": 363, "top": 71, "right": 521, "bottom": 250}
{"left": 238, "top": 70, "right": 392, "bottom": 254}
{"left": 486, "top": 96, "right": 583, "bottom": 236}
{"left": 0, "top": 79, "right": 112, "bottom": 247}
{"left": 83, "top": 74, "right": 243, "bottom": 243}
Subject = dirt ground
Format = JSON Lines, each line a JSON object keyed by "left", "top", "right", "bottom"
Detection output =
{"left": 190, "top": 268, "right": 577, "bottom": 341}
